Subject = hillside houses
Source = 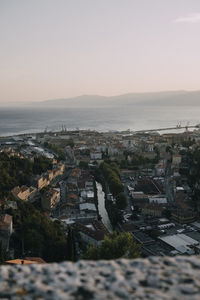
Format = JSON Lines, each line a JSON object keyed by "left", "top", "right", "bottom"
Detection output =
{"left": 41, "top": 188, "right": 60, "bottom": 211}
{"left": 34, "top": 162, "right": 65, "bottom": 190}
{"left": 72, "top": 220, "right": 109, "bottom": 247}
{"left": 11, "top": 186, "right": 38, "bottom": 202}
{"left": 54, "top": 168, "right": 97, "bottom": 224}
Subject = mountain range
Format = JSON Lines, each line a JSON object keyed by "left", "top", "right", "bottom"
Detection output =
{"left": 33, "top": 90, "right": 200, "bottom": 108}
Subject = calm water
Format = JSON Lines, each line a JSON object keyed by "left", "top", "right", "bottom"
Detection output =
{"left": 0, "top": 105, "right": 200, "bottom": 136}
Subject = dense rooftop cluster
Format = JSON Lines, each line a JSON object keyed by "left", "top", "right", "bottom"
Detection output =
{"left": 0, "top": 128, "right": 200, "bottom": 262}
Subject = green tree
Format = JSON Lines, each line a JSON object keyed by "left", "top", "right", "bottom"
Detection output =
{"left": 110, "top": 162, "right": 120, "bottom": 177}
{"left": 105, "top": 202, "right": 123, "bottom": 226}
{"left": 120, "top": 159, "right": 128, "bottom": 169}
{"left": 24, "top": 229, "right": 44, "bottom": 256}
{"left": 116, "top": 192, "right": 127, "bottom": 210}
{"left": 0, "top": 153, "right": 53, "bottom": 198}
{"left": 109, "top": 177, "right": 123, "bottom": 196}
{"left": 8, "top": 201, "right": 68, "bottom": 262}
{"left": 67, "top": 138, "right": 74, "bottom": 148}
{"left": 66, "top": 227, "right": 77, "bottom": 261}
{"left": 0, "top": 241, "right": 7, "bottom": 263}
{"left": 166, "top": 145, "right": 172, "bottom": 153}
{"left": 44, "top": 142, "right": 65, "bottom": 161}
{"left": 79, "top": 161, "right": 89, "bottom": 169}
{"left": 100, "top": 162, "right": 124, "bottom": 196}
{"left": 83, "top": 232, "right": 140, "bottom": 260}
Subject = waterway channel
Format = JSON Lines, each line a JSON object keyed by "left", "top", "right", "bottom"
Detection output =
{"left": 96, "top": 181, "right": 112, "bottom": 232}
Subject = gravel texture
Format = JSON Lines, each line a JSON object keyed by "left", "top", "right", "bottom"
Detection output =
{"left": 0, "top": 256, "right": 200, "bottom": 299}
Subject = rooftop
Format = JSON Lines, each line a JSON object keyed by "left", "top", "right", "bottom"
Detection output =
{"left": 159, "top": 234, "right": 198, "bottom": 254}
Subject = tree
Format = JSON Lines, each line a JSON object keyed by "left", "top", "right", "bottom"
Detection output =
{"left": 79, "top": 161, "right": 89, "bottom": 169}
{"left": 0, "top": 153, "right": 53, "bottom": 198}
{"left": 105, "top": 202, "right": 123, "bottom": 226}
{"left": 8, "top": 201, "right": 68, "bottom": 262}
{"left": 120, "top": 159, "right": 128, "bottom": 169}
{"left": 154, "top": 146, "right": 160, "bottom": 159}
{"left": 43, "top": 142, "right": 65, "bottom": 161}
{"left": 67, "top": 138, "right": 74, "bottom": 148}
{"left": 179, "top": 148, "right": 200, "bottom": 210}
{"left": 109, "top": 178, "right": 123, "bottom": 196}
{"left": 24, "top": 229, "right": 44, "bottom": 256}
{"left": 116, "top": 192, "right": 127, "bottom": 210}
{"left": 0, "top": 241, "right": 7, "bottom": 263}
{"left": 100, "top": 162, "right": 124, "bottom": 196}
{"left": 83, "top": 232, "right": 140, "bottom": 260}
{"left": 166, "top": 145, "right": 172, "bottom": 153}
{"left": 66, "top": 227, "right": 77, "bottom": 261}
{"left": 110, "top": 162, "right": 120, "bottom": 177}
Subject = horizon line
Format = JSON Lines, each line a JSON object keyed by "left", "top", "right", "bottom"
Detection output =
{"left": 0, "top": 89, "right": 200, "bottom": 104}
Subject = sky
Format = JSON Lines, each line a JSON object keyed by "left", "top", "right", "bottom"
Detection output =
{"left": 0, "top": 0, "right": 200, "bottom": 103}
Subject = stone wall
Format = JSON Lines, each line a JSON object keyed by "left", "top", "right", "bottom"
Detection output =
{"left": 0, "top": 256, "right": 200, "bottom": 299}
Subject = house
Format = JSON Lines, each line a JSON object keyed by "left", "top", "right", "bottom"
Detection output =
{"left": 171, "top": 208, "right": 197, "bottom": 224}
{"left": 5, "top": 257, "right": 46, "bottom": 264}
{"left": 80, "top": 190, "right": 94, "bottom": 201}
{"left": 146, "top": 141, "right": 154, "bottom": 152}
{"left": 66, "top": 193, "right": 79, "bottom": 203}
{"left": 6, "top": 200, "right": 17, "bottom": 210}
{"left": 24, "top": 257, "right": 46, "bottom": 264}
{"left": 172, "top": 154, "right": 182, "bottom": 166}
{"left": 79, "top": 203, "right": 97, "bottom": 214}
{"left": 135, "top": 178, "right": 163, "bottom": 195}
{"left": 12, "top": 185, "right": 39, "bottom": 202}
{"left": 95, "top": 144, "right": 107, "bottom": 153}
{"left": 142, "top": 203, "right": 163, "bottom": 217}
{"left": 90, "top": 151, "right": 102, "bottom": 160}
{"left": 28, "top": 186, "right": 39, "bottom": 202}
{"left": 47, "top": 170, "right": 54, "bottom": 181}
{"left": 67, "top": 183, "right": 78, "bottom": 192}
{"left": 155, "top": 160, "right": 167, "bottom": 176}
{"left": 131, "top": 192, "right": 149, "bottom": 207}
{"left": 35, "top": 175, "right": 50, "bottom": 190}
{"left": 85, "top": 180, "right": 94, "bottom": 190}
{"left": 0, "top": 199, "right": 7, "bottom": 208}
{"left": 141, "top": 152, "right": 157, "bottom": 160}
{"left": 108, "top": 145, "right": 123, "bottom": 157}
{"left": 34, "top": 163, "right": 65, "bottom": 190}
{"left": 52, "top": 163, "right": 65, "bottom": 177}
{"left": 149, "top": 196, "right": 167, "bottom": 204}
{"left": 122, "top": 138, "right": 138, "bottom": 150}
{"left": 77, "top": 181, "right": 86, "bottom": 191}
{"left": 41, "top": 188, "right": 60, "bottom": 211}
{"left": 72, "top": 220, "right": 108, "bottom": 246}
{"left": 92, "top": 219, "right": 109, "bottom": 235}
{"left": 11, "top": 185, "right": 31, "bottom": 201}
{"left": 71, "top": 168, "right": 82, "bottom": 179}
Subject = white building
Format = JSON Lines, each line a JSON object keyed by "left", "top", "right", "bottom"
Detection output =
{"left": 90, "top": 151, "right": 102, "bottom": 160}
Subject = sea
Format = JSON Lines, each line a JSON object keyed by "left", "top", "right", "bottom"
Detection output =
{"left": 0, "top": 104, "right": 200, "bottom": 136}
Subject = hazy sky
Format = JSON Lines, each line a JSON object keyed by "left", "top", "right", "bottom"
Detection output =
{"left": 0, "top": 0, "right": 200, "bottom": 102}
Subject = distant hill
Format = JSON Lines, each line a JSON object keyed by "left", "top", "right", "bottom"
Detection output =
{"left": 39, "top": 95, "right": 109, "bottom": 107}
{"left": 32, "top": 90, "right": 200, "bottom": 107}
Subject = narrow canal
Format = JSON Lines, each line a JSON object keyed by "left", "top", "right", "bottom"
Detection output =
{"left": 96, "top": 181, "right": 112, "bottom": 232}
